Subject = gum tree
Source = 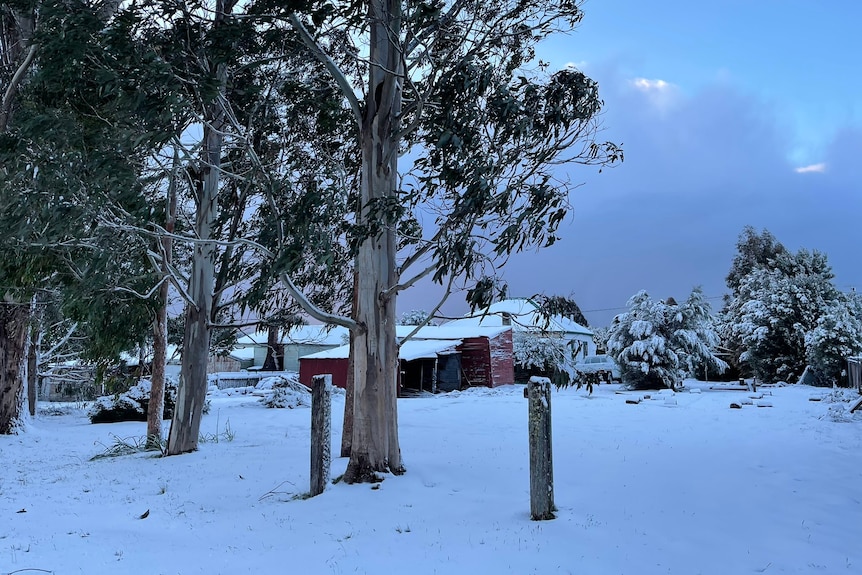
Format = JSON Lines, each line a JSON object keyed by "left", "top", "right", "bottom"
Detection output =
{"left": 277, "top": 0, "right": 622, "bottom": 482}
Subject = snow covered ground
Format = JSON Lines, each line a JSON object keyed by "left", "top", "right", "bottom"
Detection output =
{"left": 2, "top": 381, "right": 861, "bottom": 575}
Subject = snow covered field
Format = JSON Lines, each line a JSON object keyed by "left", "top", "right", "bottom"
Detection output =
{"left": 2, "top": 382, "right": 861, "bottom": 575}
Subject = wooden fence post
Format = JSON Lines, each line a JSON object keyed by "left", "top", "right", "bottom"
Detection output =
{"left": 310, "top": 374, "right": 332, "bottom": 497}
{"left": 527, "top": 376, "right": 555, "bottom": 520}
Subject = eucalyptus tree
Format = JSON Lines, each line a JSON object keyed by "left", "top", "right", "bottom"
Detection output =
{"left": 269, "top": 0, "right": 622, "bottom": 482}
{"left": 0, "top": 0, "right": 164, "bottom": 432}
{"left": 73, "top": 0, "right": 360, "bottom": 453}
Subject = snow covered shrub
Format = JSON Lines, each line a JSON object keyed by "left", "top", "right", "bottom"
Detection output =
{"left": 260, "top": 375, "right": 319, "bottom": 408}
{"left": 513, "top": 331, "right": 582, "bottom": 386}
{"left": 608, "top": 288, "right": 726, "bottom": 390}
{"left": 513, "top": 332, "right": 570, "bottom": 371}
{"left": 398, "top": 310, "right": 436, "bottom": 326}
{"left": 89, "top": 378, "right": 177, "bottom": 423}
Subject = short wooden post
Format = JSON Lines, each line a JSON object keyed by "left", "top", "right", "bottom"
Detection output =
{"left": 310, "top": 374, "right": 332, "bottom": 497}
{"left": 527, "top": 376, "right": 555, "bottom": 520}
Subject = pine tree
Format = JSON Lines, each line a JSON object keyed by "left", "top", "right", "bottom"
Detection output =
{"left": 608, "top": 289, "right": 725, "bottom": 390}
{"left": 804, "top": 295, "right": 862, "bottom": 387}
{"left": 722, "top": 234, "right": 846, "bottom": 384}
{"left": 607, "top": 291, "right": 682, "bottom": 389}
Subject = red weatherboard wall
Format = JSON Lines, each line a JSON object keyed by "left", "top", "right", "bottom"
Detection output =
{"left": 489, "top": 329, "right": 514, "bottom": 387}
{"left": 459, "top": 328, "right": 514, "bottom": 388}
{"left": 299, "top": 358, "right": 349, "bottom": 389}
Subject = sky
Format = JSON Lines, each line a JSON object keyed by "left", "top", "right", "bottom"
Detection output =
{"left": 400, "top": 0, "right": 862, "bottom": 327}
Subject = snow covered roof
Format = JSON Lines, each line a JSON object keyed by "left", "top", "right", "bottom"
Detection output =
{"left": 301, "top": 338, "right": 461, "bottom": 362}
{"left": 236, "top": 325, "right": 349, "bottom": 347}
{"left": 394, "top": 324, "right": 510, "bottom": 340}
{"left": 300, "top": 344, "right": 350, "bottom": 360}
{"left": 228, "top": 347, "right": 256, "bottom": 361}
{"left": 300, "top": 325, "right": 506, "bottom": 361}
{"left": 446, "top": 298, "right": 593, "bottom": 338}
{"left": 399, "top": 339, "right": 459, "bottom": 361}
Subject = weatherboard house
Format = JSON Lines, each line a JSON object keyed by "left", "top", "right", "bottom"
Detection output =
{"left": 234, "top": 325, "right": 349, "bottom": 372}
{"left": 299, "top": 325, "right": 514, "bottom": 394}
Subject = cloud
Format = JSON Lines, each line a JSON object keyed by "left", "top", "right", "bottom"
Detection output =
{"left": 631, "top": 77, "right": 672, "bottom": 92}
{"left": 627, "top": 77, "right": 680, "bottom": 113}
{"left": 565, "top": 60, "right": 588, "bottom": 70}
{"left": 492, "top": 64, "right": 861, "bottom": 326}
{"left": 399, "top": 63, "right": 862, "bottom": 328}
{"left": 794, "top": 163, "right": 826, "bottom": 174}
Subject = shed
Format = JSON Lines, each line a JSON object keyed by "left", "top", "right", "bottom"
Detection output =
{"left": 848, "top": 357, "right": 862, "bottom": 392}
{"left": 298, "top": 325, "right": 514, "bottom": 394}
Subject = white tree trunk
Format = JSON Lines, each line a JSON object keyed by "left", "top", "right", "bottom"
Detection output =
{"left": 167, "top": 43, "right": 228, "bottom": 455}
{"left": 344, "top": 0, "right": 404, "bottom": 482}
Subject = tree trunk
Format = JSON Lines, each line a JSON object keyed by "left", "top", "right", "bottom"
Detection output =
{"left": 341, "top": 270, "right": 359, "bottom": 458}
{"left": 343, "top": 0, "right": 404, "bottom": 483}
{"left": 166, "top": 125, "right": 220, "bottom": 454}
{"left": 26, "top": 325, "right": 37, "bottom": 417}
{"left": 147, "top": 148, "right": 178, "bottom": 446}
{"left": 0, "top": 300, "right": 30, "bottom": 434}
{"left": 25, "top": 292, "right": 44, "bottom": 418}
{"left": 167, "top": 3, "right": 230, "bottom": 453}
{"left": 262, "top": 325, "right": 283, "bottom": 371}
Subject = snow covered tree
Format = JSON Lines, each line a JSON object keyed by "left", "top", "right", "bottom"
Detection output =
{"left": 608, "top": 288, "right": 725, "bottom": 390}
{"left": 722, "top": 235, "right": 846, "bottom": 384}
{"left": 726, "top": 226, "right": 789, "bottom": 293}
{"left": 513, "top": 331, "right": 570, "bottom": 373}
{"left": 591, "top": 326, "right": 610, "bottom": 353}
{"left": 398, "top": 310, "right": 436, "bottom": 326}
{"left": 607, "top": 291, "right": 682, "bottom": 389}
{"left": 804, "top": 295, "right": 862, "bottom": 387}
{"left": 672, "top": 287, "right": 727, "bottom": 379}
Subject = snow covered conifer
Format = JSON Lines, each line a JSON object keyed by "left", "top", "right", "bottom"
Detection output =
{"left": 608, "top": 288, "right": 726, "bottom": 389}
{"left": 723, "top": 237, "right": 845, "bottom": 384}
{"left": 672, "top": 287, "right": 728, "bottom": 379}
{"left": 607, "top": 291, "right": 682, "bottom": 389}
{"left": 804, "top": 296, "right": 862, "bottom": 387}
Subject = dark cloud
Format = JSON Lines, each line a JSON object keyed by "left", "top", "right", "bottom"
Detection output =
{"left": 397, "top": 64, "right": 862, "bottom": 327}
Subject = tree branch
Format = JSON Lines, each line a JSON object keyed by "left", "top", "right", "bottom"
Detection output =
{"left": 0, "top": 42, "right": 37, "bottom": 133}
{"left": 288, "top": 13, "right": 362, "bottom": 127}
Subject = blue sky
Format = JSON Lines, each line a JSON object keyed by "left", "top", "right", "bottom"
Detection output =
{"left": 546, "top": 0, "right": 862, "bottom": 166}
{"left": 398, "top": 0, "right": 862, "bottom": 327}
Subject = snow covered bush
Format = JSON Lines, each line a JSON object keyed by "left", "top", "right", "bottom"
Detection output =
{"left": 513, "top": 332, "right": 570, "bottom": 371}
{"left": 513, "top": 331, "right": 581, "bottom": 387}
{"left": 608, "top": 288, "right": 726, "bottom": 390}
{"left": 258, "top": 375, "right": 344, "bottom": 409}
{"left": 398, "top": 310, "right": 436, "bottom": 326}
{"left": 89, "top": 378, "right": 177, "bottom": 424}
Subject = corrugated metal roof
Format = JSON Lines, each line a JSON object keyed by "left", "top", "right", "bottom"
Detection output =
{"left": 301, "top": 339, "right": 460, "bottom": 361}
{"left": 236, "top": 325, "right": 349, "bottom": 347}
{"left": 445, "top": 298, "right": 593, "bottom": 337}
